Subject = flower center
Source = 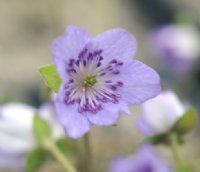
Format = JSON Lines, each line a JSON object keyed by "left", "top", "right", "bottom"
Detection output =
{"left": 63, "top": 48, "right": 124, "bottom": 113}
{"left": 83, "top": 75, "right": 97, "bottom": 87}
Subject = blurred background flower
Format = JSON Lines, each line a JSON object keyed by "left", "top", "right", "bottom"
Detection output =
{"left": 0, "top": 102, "right": 64, "bottom": 171}
{"left": 0, "top": 0, "right": 200, "bottom": 171}
{"left": 151, "top": 24, "right": 200, "bottom": 74}
{"left": 137, "top": 90, "right": 185, "bottom": 136}
{"left": 110, "top": 144, "right": 173, "bottom": 172}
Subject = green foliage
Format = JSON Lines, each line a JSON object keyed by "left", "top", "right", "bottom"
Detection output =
{"left": 112, "top": 123, "right": 117, "bottom": 127}
{"left": 39, "top": 64, "right": 62, "bottom": 92}
{"left": 25, "top": 147, "right": 47, "bottom": 172}
{"left": 55, "top": 138, "right": 75, "bottom": 157}
{"left": 173, "top": 108, "right": 197, "bottom": 135}
{"left": 174, "top": 12, "right": 193, "bottom": 25}
{"left": 176, "top": 164, "right": 194, "bottom": 172}
{"left": 147, "top": 133, "right": 169, "bottom": 145}
{"left": 34, "top": 114, "right": 52, "bottom": 144}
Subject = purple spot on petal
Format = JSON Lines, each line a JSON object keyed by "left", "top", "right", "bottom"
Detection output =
{"left": 105, "top": 80, "right": 112, "bottom": 83}
{"left": 111, "top": 85, "right": 117, "bottom": 91}
{"left": 76, "top": 98, "right": 81, "bottom": 104}
{"left": 100, "top": 72, "right": 106, "bottom": 76}
{"left": 83, "top": 60, "right": 87, "bottom": 66}
{"left": 97, "top": 62, "right": 101, "bottom": 67}
{"left": 110, "top": 59, "right": 117, "bottom": 64}
{"left": 69, "top": 79, "right": 74, "bottom": 83}
{"left": 139, "top": 163, "right": 154, "bottom": 172}
{"left": 117, "top": 61, "right": 123, "bottom": 66}
{"left": 99, "top": 56, "right": 103, "bottom": 61}
{"left": 117, "top": 81, "right": 123, "bottom": 87}
{"left": 76, "top": 60, "right": 80, "bottom": 66}
{"left": 112, "top": 70, "right": 120, "bottom": 75}
{"left": 67, "top": 69, "right": 76, "bottom": 74}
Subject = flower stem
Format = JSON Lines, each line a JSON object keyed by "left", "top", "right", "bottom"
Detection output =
{"left": 169, "top": 133, "right": 182, "bottom": 164}
{"left": 83, "top": 133, "right": 92, "bottom": 172}
{"left": 45, "top": 141, "right": 77, "bottom": 172}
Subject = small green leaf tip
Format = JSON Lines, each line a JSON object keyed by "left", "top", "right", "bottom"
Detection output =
{"left": 34, "top": 114, "right": 52, "bottom": 144}
{"left": 25, "top": 147, "right": 47, "bottom": 172}
{"left": 173, "top": 107, "right": 197, "bottom": 135}
{"left": 39, "top": 64, "right": 62, "bottom": 92}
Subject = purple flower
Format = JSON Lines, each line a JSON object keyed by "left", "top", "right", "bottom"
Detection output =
{"left": 53, "top": 25, "right": 161, "bottom": 138}
{"left": 151, "top": 24, "right": 200, "bottom": 73}
{"left": 137, "top": 91, "right": 185, "bottom": 136}
{"left": 110, "top": 145, "right": 173, "bottom": 172}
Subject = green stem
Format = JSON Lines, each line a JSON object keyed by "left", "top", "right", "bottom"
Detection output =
{"left": 83, "top": 133, "right": 92, "bottom": 172}
{"left": 45, "top": 141, "right": 77, "bottom": 172}
{"left": 169, "top": 134, "right": 182, "bottom": 164}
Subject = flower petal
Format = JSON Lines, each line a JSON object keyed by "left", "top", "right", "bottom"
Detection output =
{"left": 0, "top": 120, "right": 35, "bottom": 154}
{"left": 91, "top": 28, "right": 137, "bottom": 64}
{"left": 53, "top": 25, "right": 92, "bottom": 79}
{"left": 136, "top": 118, "right": 156, "bottom": 136}
{"left": 38, "top": 103, "right": 65, "bottom": 140}
{"left": 0, "top": 152, "right": 24, "bottom": 168}
{"left": 55, "top": 86, "right": 93, "bottom": 138}
{"left": 87, "top": 101, "right": 130, "bottom": 126}
{"left": 110, "top": 145, "right": 172, "bottom": 172}
{"left": 134, "top": 145, "right": 172, "bottom": 172}
{"left": 0, "top": 103, "right": 36, "bottom": 154}
{"left": 138, "top": 91, "right": 185, "bottom": 135}
{"left": 110, "top": 156, "right": 135, "bottom": 172}
{"left": 118, "top": 60, "right": 161, "bottom": 105}
{"left": 1, "top": 103, "right": 36, "bottom": 128}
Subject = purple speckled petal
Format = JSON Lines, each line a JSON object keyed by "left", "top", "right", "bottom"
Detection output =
{"left": 87, "top": 101, "right": 130, "bottom": 126}
{"left": 52, "top": 26, "right": 161, "bottom": 138}
{"left": 118, "top": 60, "right": 161, "bottom": 105}
{"left": 91, "top": 28, "right": 137, "bottom": 64}
{"left": 55, "top": 86, "right": 93, "bottom": 138}
{"left": 53, "top": 25, "right": 92, "bottom": 79}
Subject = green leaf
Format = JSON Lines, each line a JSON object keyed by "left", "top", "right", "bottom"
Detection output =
{"left": 174, "top": 12, "right": 193, "bottom": 25}
{"left": 112, "top": 124, "right": 117, "bottom": 127}
{"left": 176, "top": 134, "right": 185, "bottom": 145}
{"left": 39, "top": 64, "right": 62, "bottom": 92}
{"left": 34, "top": 114, "right": 52, "bottom": 144}
{"left": 176, "top": 164, "right": 194, "bottom": 172}
{"left": 25, "top": 147, "right": 47, "bottom": 172}
{"left": 173, "top": 108, "right": 197, "bottom": 135}
{"left": 56, "top": 138, "right": 75, "bottom": 157}
{"left": 146, "top": 133, "right": 169, "bottom": 145}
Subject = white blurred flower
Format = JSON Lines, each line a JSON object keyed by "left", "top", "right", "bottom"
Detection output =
{"left": 38, "top": 102, "right": 65, "bottom": 140}
{"left": 0, "top": 102, "right": 64, "bottom": 169}
{"left": 137, "top": 91, "right": 185, "bottom": 136}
